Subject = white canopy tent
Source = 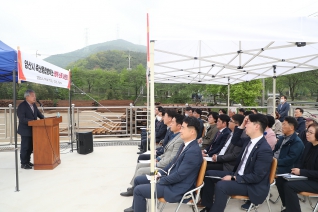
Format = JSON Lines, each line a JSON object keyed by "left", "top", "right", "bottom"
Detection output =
{"left": 145, "top": 12, "right": 318, "bottom": 212}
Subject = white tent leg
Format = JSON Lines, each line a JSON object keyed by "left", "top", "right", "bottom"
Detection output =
{"left": 273, "top": 65, "right": 277, "bottom": 116}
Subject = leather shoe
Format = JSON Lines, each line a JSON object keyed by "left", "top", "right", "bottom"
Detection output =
{"left": 200, "top": 207, "right": 210, "bottom": 212}
{"left": 124, "top": 206, "right": 134, "bottom": 212}
{"left": 21, "top": 164, "right": 32, "bottom": 169}
{"left": 120, "top": 188, "right": 133, "bottom": 196}
{"left": 29, "top": 162, "right": 34, "bottom": 166}
{"left": 137, "top": 151, "right": 145, "bottom": 154}
{"left": 127, "top": 187, "right": 133, "bottom": 192}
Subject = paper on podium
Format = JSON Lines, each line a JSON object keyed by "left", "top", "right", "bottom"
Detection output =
{"left": 139, "top": 160, "right": 151, "bottom": 163}
{"left": 203, "top": 157, "right": 212, "bottom": 161}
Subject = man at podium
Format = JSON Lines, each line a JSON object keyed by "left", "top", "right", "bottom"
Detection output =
{"left": 17, "top": 89, "right": 44, "bottom": 169}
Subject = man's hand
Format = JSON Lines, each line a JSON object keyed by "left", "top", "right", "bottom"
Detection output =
{"left": 212, "top": 154, "right": 217, "bottom": 162}
{"left": 240, "top": 116, "right": 249, "bottom": 129}
{"left": 291, "top": 168, "right": 300, "bottom": 175}
{"left": 198, "top": 138, "right": 202, "bottom": 144}
{"left": 222, "top": 175, "right": 233, "bottom": 181}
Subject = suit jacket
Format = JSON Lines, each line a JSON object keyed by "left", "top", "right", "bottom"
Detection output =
{"left": 205, "top": 127, "right": 231, "bottom": 157}
{"left": 155, "top": 121, "right": 167, "bottom": 143}
{"left": 157, "top": 133, "right": 183, "bottom": 168}
{"left": 296, "top": 117, "right": 306, "bottom": 134}
{"left": 297, "top": 142, "right": 318, "bottom": 182}
{"left": 273, "top": 132, "right": 304, "bottom": 174}
{"left": 158, "top": 140, "right": 203, "bottom": 202}
{"left": 201, "top": 124, "right": 218, "bottom": 149}
{"left": 231, "top": 127, "right": 273, "bottom": 205}
{"left": 156, "top": 129, "right": 174, "bottom": 156}
{"left": 17, "top": 100, "right": 44, "bottom": 136}
{"left": 196, "top": 118, "right": 204, "bottom": 139}
{"left": 277, "top": 102, "right": 290, "bottom": 122}
{"left": 216, "top": 134, "right": 242, "bottom": 172}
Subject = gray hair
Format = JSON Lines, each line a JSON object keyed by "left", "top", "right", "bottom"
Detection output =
{"left": 229, "top": 107, "right": 237, "bottom": 113}
{"left": 24, "top": 89, "right": 35, "bottom": 98}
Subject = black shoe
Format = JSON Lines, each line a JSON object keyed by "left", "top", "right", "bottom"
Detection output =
{"left": 241, "top": 201, "right": 257, "bottom": 211}
{"left": 124, "top": 206, "right": 134, "bottom": 212}
{"left": 138, "top": 144, "right": 141, "bottom": 147}
{"left": 127, "top": 187, "right": 133, "bottom": 192}
{"left": 200, "top": 207, "right": 210, "bottom": 212}
{"left": 120, "top": 188, "right": 133, "bottom": 196}
{"left": 21, "top": 164, "right": 32, "bottom": 169}
{"left": 28, "top": 162, "right": 34, "bottom": 166}
{"left": 137, "top": 151, "right": 145, "bottom": 154}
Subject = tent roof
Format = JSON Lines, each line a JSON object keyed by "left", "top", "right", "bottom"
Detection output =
{"left": 0, "top": 41, "right": 17, "bottom": 82}
{"left": 150, "top": 15, "right": 318, "bottom": 85}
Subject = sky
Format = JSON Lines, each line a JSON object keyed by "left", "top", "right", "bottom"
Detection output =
{"left": 1, "top": 0, "right": 317, "bottom": 59}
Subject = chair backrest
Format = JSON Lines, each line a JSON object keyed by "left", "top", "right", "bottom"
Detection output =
{"left": 269, "top": 157, "right": 277, "bottom": 184}
{"left": 195, "top": 159, "right": 207, "bottom": 193}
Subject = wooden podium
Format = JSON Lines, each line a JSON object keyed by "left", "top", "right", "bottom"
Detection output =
{"left": 28, "top": 116, "right": 62, "bottom": 170}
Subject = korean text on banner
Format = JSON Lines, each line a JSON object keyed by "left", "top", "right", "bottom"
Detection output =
{"left": 18, "top": 50, "right": 70, "bottom": 89}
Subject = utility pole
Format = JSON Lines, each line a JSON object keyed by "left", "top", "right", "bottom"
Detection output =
{"left": 36, "top": 50, "right": 41, "bottom": 58}
{"left": 127, "top": 51, "right": 132, "bottom": 70}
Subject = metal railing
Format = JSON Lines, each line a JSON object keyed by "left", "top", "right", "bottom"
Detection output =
{"left": 0, "top": 103, "right": 317, "bottom": 143}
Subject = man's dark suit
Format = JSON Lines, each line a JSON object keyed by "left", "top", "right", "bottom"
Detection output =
{"left": 205, "top": 128, "right": 231, "bottom": 157}
{"left": 131, "top": 140, "right": 203, "bottom": 212}
{"left": 277, "top": 102, "right": 290, "bottom": 122}
{"left": 201, "top": 127, "right": 273, "bottom": 212}
{"left": 17, "top": 100, "right": 44, "bottom": 164}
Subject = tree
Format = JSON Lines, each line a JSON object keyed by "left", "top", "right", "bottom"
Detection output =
{"left": 230, "top": 80, "right": 263, "bottom": 106}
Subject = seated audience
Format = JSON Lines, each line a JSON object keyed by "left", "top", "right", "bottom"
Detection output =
{"left": 272, "top": 111, "right": 283, "bottom": 137}
{"left": 120, "top": 114, "right": 184, "bottom": 197}
{"left": 228, "top": 107, "right": 236, "bottom": 118}
{"left": 298, "top": 114, "right": 318, "bottom": 145}
{"left": 294, "top": 107, "right": 306, "bottom": 134}
{"left": 238, "top": 108, "right": 245, "bottom": 115}
{"left": 202, "top": 114, "right": 231, "bottom": 158}
{"left": 265, "top": 115, "right": 277, "bottom": 150}
{"left": 198, "top": 112, "right": 219, "bottom": 150}
{"left": 138, "top": 108, "right": 167, "bottom": 154}
{"left": 185, "top": 107, "right": 194, "bottom": 117}
{"left": 123, "top": 117, "right": 203, "bottom": 212}
{"left": 208, "top": 114, "right": 245, "bottom": 171}
{"left": 137, "top": 110, "right": 176, "bottom": 161}
{"left": 272, "top": 116, "right": 304, "bottom": 211}
{"left": 193, "top": 108, "right": 204, "bottom": 139}
{"left": 244, "top": 110, "right": 253, "bottom": 116}
{"left": 280, "top": 123, "right": 318, "bottom": 212}
{"left": 219, "top": 109, "right": 226, "bottom": 115}
{"left": 250, "top": 108, "right": 258, "bottom": 114}
{"left": 200, "top": 114, "right": 273, "bottom": 212}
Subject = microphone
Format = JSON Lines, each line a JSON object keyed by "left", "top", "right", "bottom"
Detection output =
{"left": 37, "top": 100, "right": 43, "bottom": 107}
{"left": 37, "top": 100, "right": 45, "bottom": 116}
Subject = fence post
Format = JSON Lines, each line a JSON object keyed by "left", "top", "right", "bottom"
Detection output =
{"left": 9, "top": 104, "right": 12, "bottom": 144}
{"left": 130, "top": 103, "right": 133, "bottom": 140}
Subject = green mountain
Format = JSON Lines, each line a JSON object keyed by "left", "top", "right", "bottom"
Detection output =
{"left": 44, "top": 39, "right": 146, "bottom": 68}
{"left": 69, "top": 50, "right": 147, "bottom": 71}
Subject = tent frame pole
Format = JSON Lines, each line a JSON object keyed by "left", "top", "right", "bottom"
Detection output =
{"left": 13, "top": 70, "right": 19, "bottom": 192}
{"left": 273, "top": 65, "right": 277, "bottom": 116}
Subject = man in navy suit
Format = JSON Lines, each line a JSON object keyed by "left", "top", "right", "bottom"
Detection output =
{"left": 17, "top": 89, "right": 44, "bottom": 169}
{"left": 200, "top": 114, "right": 273, "bottom": 212}
{"left": 202, "top": 114, "right": 231, "bottom": 158}
{"left": 277, "top": 95, "right": 290, "bottom": 122}
{"left": 123, "top": 116, "right": 203, "bottom": 212}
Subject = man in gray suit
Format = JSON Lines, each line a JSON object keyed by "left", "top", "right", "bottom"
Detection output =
{"left": 120, "top": 114, "right": 184, "bottom": 196}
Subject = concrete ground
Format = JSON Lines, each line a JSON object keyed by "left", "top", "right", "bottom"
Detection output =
{"left": 0, "top": 144, "right": 315, "bottom": 212}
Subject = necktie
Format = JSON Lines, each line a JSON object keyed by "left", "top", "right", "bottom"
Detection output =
{"left": 30, "top": 104, "right": 34, "bottom": 113}
{"left": 208, "top": 131, "right": 221, "bottom": 152}
{"left": 234, "top": 141, "right": 252, "bottom": 176}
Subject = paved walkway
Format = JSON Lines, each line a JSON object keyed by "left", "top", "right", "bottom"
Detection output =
{"left": 0, "top": 144, "right": 314, "bottom": 212}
